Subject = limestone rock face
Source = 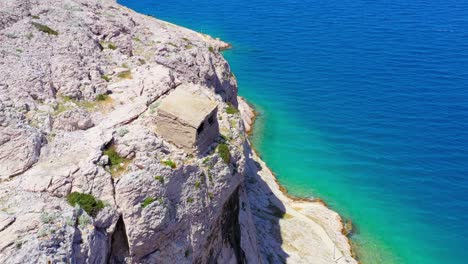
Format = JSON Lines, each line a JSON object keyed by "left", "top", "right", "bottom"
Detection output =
{"left": 53, "top": 108, "right": 94, "bottom": 131}
{"left": 0, "top": 0, "right": 258, "bottom": 263}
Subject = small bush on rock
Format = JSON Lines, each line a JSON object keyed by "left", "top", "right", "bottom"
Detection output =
{"left": 104, "top": 147, "right": 124, "bottom": 166}
{"left": 66, "top": 192, "right": 104, "bottom": 217}
{"left": 141, "top": 197, "right": 155, "bottom": 208}
{"left": 225, "top": 103, "right": 239, "bottom": 115}
{"left": 96, "top": 94, "right": 109, "bottom": 101}
{"left": 108, "top": 43, "right": 117, "bottom": 50}
{"left": 217, "top": 143, "right": 230, "bottom": 164}
{"left": 154, "top": 175, "right": 164, "bottom": 184}
{"left": 101, "top": 75, "right": 111, "bottom": 82}
{"left": 162, "top": 159, "right": 176, "bottom": 169}
{"left": 117, "top": 70, "right": 132, "bottom": 79}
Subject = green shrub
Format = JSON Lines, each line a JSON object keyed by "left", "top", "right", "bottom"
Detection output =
{"left": 31, "top": 15, "right": 40, "bottom": 19}
{"left": 217, "top": 143, "right": 230, "bottom": 164}
{"left": 101, "top": 75, "right": 111, "bottom": 82}
{"left": 117, "top": 70, "right": 132, "bottom": 79}
{"left": 168, "top": 42, "right": 177, "bottom": 47}
{"left": 225, "top": 103, "right": 239, "bottom": 114}
{"left": 194, "top": 181, "right": 201, "bottom": 189}
{"left": 103, "top": 146, "right": 124, "bottom": 166}
{"left": 162, "top": 159, "right": 176, "bottom": 169}
{"left": 187, "top": 197, "right": 194, "bottom": 203}
{"left": 208, "top": 192, "right": 214, "bottom": 200}
{"left": 141, "top": 197, "right": 155, "bottom": 208}
{"left": 31, "top": 22, "right": 58, "bottom": 36}
{"left": 108, "top": 43, "right": 117, "bottom": 50}
{"left": 202, "top": 157, "right": 210, "bottom": 164}
{"left": 66, "top": 192, "right": 104, "bottom": 217}
{"left": 208, "top": 46, "right": 214, "bottom": 53}
{"left": 96, "top": 94, "right": 109, "bottom": 101}
{"left": 154, "top": 175, "right": 164, "bottom": 184}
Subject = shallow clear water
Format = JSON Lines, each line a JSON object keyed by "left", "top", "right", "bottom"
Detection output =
{"left": 119, "top": 1, "right": 468, "bottom": 263}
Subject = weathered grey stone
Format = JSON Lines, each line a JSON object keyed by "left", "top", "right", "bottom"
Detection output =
{"left": 53, "top": 108, "right": 94, "bottom": 131}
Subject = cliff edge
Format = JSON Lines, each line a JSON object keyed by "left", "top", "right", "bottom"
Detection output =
{"left": 0, "top": 0, "right": 357, "bottom": 263}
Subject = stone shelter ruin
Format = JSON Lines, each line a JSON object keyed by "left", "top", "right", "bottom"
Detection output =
{"left": 155, "top": 88, "right": 219, "bottom": 152}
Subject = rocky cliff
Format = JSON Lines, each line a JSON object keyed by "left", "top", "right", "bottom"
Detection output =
{"left": 0, "top": 0, "right": 357, "bottom": 263}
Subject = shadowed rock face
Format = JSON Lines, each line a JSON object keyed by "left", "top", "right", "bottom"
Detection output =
{"left": 109, "top": 216, "right": 130, "bottom": 264}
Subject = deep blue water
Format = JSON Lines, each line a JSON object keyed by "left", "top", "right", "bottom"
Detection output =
{"left": 119, "top": 0, "right": 468, "bottom": 263}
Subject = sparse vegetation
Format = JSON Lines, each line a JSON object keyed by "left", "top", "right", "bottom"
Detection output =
{"left": 117, "top": 70, "right": 132, "bottom": 79}
{"left": 141, "top": 197, "right": 155, "bottom": 208}
{"left": 31, "top": 22, "right": 58, "bottom": 36}
{"left": 101, "top": 75, "right": 111, "bottom": 82}
{"left": 217, "top": 143, "right": 231, "bottom": 164}
{"left": 194, "top": 181, "right": 201, "bottom": 189}
{"left": 168, "top": 42, "right": 177, "bottom": 47}
{"left": 78, "top": 214, "right": 91, "bottom": 228}
{"left": 154, "top": 175, "right": 164, "bottom": 184}
{"left": 31, "top": 15, "right": 40, "bottom": 19}
{"left": 108, "top": 43, "right": 117, "bottom": 50}
{"left": 40, "top": 212, "right": 56, "bottom": 224}
{"left": 96, "top": 94, "right": 109, "bottom": 101}
{"left": 66, "top": 192, "right": 105, "bottom": 217}
{"left": 118, "top": 128, "right": 129, "bottom": 137}
{"left": 202, "top": 157, "right": 210, "bottom": 164}
{"left": 103, "top": 145, "right": 131, "bottom": 177}
{"left": 138, "top": 58, "right": 146, "bottom": 65}
{"left": 185, "top": 45, "right": 193, "bottom": 49}
{"left": 225, "top": 103, "right": 239, "bottom": 114}
{"left": 104, "top": 146, "right": 124, "bottom": 166}
{"left": 187, "top": 197, "right": 194, "bottom": 203}
{"left": 208, "top": 192, "right": 214, "bottom": 200}
{"left": 208, "top": 46, "right": 215, "bottom": 53}
{"left": 162, "top": 159, "right": 176, "bottom": 169}
{"left": 16, "top": 48, "right": 22, "bottom": 53}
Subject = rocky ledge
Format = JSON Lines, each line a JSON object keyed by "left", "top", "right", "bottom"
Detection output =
{"left": 0, "top": 0, "right": 357, "bottom": 263}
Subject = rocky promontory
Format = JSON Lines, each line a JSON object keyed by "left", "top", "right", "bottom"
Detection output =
{"left": 0, "top": 0, "right": 357, "bottom": 263}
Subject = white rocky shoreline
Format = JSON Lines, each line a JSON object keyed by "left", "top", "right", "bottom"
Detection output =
{"left": 239, "top": 98, "right": 357, "bottom": 264}
{"left": 0, "top": 0, "right": 357, "bottom": 263}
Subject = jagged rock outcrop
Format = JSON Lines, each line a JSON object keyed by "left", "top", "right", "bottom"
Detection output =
{"left": 0, "top": 0, "right": 357, "bottom": 263}
{"left": 0, "top": 0, "right": 255, "bottom": 263}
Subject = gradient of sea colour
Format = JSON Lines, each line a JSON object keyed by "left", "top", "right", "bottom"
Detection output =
{"left": 119, "top": 1, "right": 468, "bottom": 263}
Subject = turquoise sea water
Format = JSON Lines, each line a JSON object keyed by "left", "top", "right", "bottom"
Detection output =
{"left": 119, "top": 1, "right": 468, "bottom": 263}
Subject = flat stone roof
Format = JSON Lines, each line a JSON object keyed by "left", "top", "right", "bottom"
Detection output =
{"left": 157, "top": 88, "right": 218, "bottom": 128}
